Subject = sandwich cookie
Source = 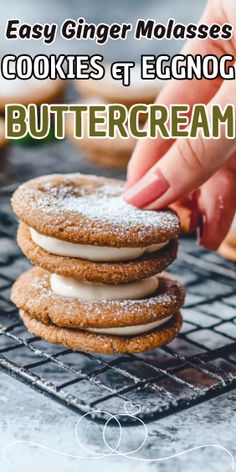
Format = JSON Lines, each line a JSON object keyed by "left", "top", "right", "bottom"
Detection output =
{"left": 17, "top": 223, "right": 178, "bottom": 284}
{"left": 11, "top": 172, "right": 184, "bottom": 354}
{"left": 12, "top": 174, "right": 180, "bottom": 283}
{"left": 66, "top": 100, "right": 136, "bottom": 170}
{"left": 11, "top": 267, "right": 185, "bottom": 330}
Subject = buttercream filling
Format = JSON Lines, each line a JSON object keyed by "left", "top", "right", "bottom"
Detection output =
{"left": 50, "top": 273, "right": 159, "bottom": 301}
{"left": 30, "top": 227, "right": 169, "bottom": 262}
{"left": 50, "top": 273, "right": 172, "bottom": 336}
{"left": 85, "top": 317, "right": 172, "bottom": 336}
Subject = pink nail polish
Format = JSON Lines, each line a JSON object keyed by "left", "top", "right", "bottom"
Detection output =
{"left": 124, "top": 169, "right": 170, "bottom": 208}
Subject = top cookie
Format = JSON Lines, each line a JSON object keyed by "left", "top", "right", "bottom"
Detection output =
{"left": 11, "top": 173, "right": 180, "bottom": 247}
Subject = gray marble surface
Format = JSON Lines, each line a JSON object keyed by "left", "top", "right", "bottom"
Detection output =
{"left": 0, "top": 371, "right": 235, "bottom": 472}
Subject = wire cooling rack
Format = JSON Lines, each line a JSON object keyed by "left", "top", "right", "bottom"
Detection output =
{"left": 0, "top": 184, "right": 236, "bottom": 423}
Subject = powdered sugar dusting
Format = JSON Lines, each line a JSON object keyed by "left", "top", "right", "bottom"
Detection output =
{"left": 28, "top": 271, "right": 183, "bottom": 320}
{"left": 32, "top": 182, "right": 178, "bottom": 231}
{"left": 13, "top": 175, "right": 180, "bottom": 246}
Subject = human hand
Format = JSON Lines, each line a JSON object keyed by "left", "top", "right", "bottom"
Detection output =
{"left": 124, "top": 0, "right": 236, "bottom": 250}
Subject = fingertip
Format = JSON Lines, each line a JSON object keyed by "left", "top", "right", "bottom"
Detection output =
{"left": 126, "top": 159, "right": 139, "bottom": 189}
{"left": 124, "top": 169, "right": 170, "bottom": 207}
{"left": 126, "top": 136, "right": 169, "bottom": 190}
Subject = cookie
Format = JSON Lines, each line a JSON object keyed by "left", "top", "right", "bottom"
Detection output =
{"left": 75, "top": 65, "right": 164, "bottom": 108}
{"left": 0, "top": 75, "right": 64, "bottom": 112}
{"left": 11, "top": 267, "right": 185, "bottom": 329}
{"left": 17, "top": 223, "right": 178, "bottom": 284}
{"left": 11, "top": 173, "right": 180, "bottom": 247}
{"left": 66, "top": 100, "right": 136, "bottom": 170}
{"left": 19, "top": 309, "right": 183, "bottom": 354}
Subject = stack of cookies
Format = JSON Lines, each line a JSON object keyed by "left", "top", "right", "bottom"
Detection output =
{"left": 11, "top": 173, "right": 185, "bottom": 355}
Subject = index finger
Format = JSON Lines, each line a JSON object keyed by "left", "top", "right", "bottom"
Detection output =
{"left": 127, "top": 1, "right": 232, "bottom": 187}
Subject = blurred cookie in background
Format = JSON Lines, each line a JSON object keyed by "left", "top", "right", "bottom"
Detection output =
{"left": 75, "top": 64, "right": 164, "bottom": 114}
{"left": 66, "top": 100, "right": 136, "bottom": 170}
{"left": 0, "top": 117, "right": 8, "bottom": 153}
{"left": 0, "top": 75, "right": 65, "bottom": 112}
{"left": 218, "top": 214, "right": 236, "bottom": 262}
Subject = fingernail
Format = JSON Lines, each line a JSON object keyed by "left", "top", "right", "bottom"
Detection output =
{"left": 124, "top": 169, "right": 170, "bottom": 207}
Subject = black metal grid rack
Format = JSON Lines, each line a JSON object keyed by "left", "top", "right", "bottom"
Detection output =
{"left": 1, "top": 184, "right": 236, "bottom": 424}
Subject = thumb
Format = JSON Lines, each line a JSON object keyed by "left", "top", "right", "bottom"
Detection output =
{"left": 124, "top": 79, "right": 236, "bottom": 209}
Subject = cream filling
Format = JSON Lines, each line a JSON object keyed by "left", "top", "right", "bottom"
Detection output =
{"left": 30, "top": 227, "right": 169, "bottom": 262}
{"left": 86, "top": 317, "right": 172, "bottom": 336}
{"left": 50, "top": 273, "right": 172, "bottom": 336}
{"left": 50, "top": 273, "right": 159, "bottom": 301}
